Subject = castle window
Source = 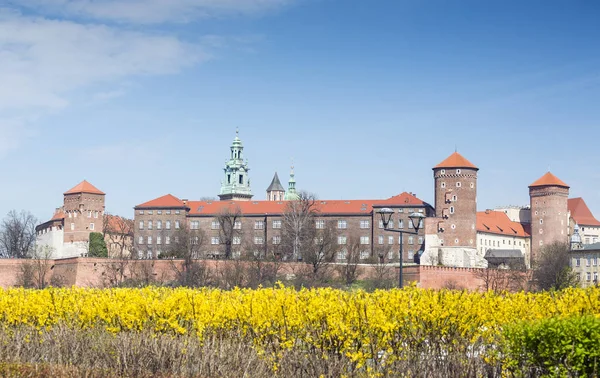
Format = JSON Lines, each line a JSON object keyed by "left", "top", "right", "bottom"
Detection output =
{"left": 338, "top": 220, "right": 347, "bottom": 229}
{"left": 360, "top": 236, "right": 369, "bottom": 245}
{"left": 451, "top": 224, "right": 456, "bottom": 229}
{"left": 166, "top": 210, "right": 171, "bottom": 215}
{"left": 148, "top": 211, "right": 153, "bottom": 215}
{"left": 139, "top": 221, "right": 144, "bottom": 230}
{"left": 338, "top": 250, "right": 347, "bottom": 260}
{"left": 166, "top": 221, "right": 172, "bottom": 230}
{"left": 456, "top": 169, "right": 461, "bottom": 174}
{"left": 360, "top": 250, "right": 370, "bottom": 260}
{"left": 138, "top": 236, "right": 143, "bottom": 245}
{"left": 338, "top": 236, "right": 347, "bottom": 245}
{"left": 455, "top": 238, "right": 459, "bottom": 244}
{"left": 539, "top": 240, "right": 543, "bottom": 246}
{"left": 255, "top": 221, "right": 264, "bottom": 230}
{"left": 441, "top": 169, "right": 446, "bottom": 174}
{"left": 452, "top": 195, "right": 457, "bottom": 202}
{"left": 360, "top": 220, "right": 370, "bottom": 229}
{"left": 175, "top": 220, "right": 180, "bottom": 229}
{"left": 399, "top": 220, "right": 404, "bottom": 229}
{"left": 157, "top": 220, "right": 162, "bottom": 230}
{"left": 139, "top": 210, "right": 144, "bottom": 215}
{"left": 90, "top": 223, "right": 94, "bottom": 230}
{"left": 147, "top": 236, "right": 152, "bottom": 245}
{"left": 71, "top": 223, "right": 75, "bottom": 231}
{"left": 87, "top": 211, "right": 92, "bottom": 218}
{"left": 540, "top": 219, "right": 543, "bottom": 225}
{"left": 175, "top": 210, "right": 180, "bottom": 215}
{"left": 74, "top": 212, "right": 77, "bottom": 218}
{"left": 470, "top": 183, "right": 474, "bottom": 188}
{"left": 388, "top": 236, "right": 394, "bottom": 245}
{"left": 233, "top": 237, "right": 241, "bottom": 245}
{"left": 450, "top": 206, "right": 455, "bottom": 214}
{"left": 316, "top": 220, "right": 325, "bottom": 229}
{"left": 211, "top": 237, "right": 220, "bottom": 245}
{"left": 156, "top": 236, "right": 162, "bottom": 245}
{"left": 388, "top": 250, "right": 395, "bottom": 260}
{"left": 456, "top": 182, "right": 462, "bottom": 188}
{"left": 273, "top": 220, "right": 282, "bottom": 229}
{"left": 441, "top": 182, "right": 446, "bottom": 188}
{"left": 166, "top": 236, "right": 170, "bottom": 245}
{"left": 227, "top": 174, "right": 231, "bottom": 184}
{"left": 539, "top": 229, "right": 543, "bottom": 234}
{"left": 273, "top": 236, "right": 281, "bottom": 245}
{"left": 587, "top": 257, "right": 591, "bottom": 267}
{"left": 211, "top": 221, "right": 218, "bottom": 230}
{"left": 254, "top": 236, "right": 264, "bottom": 245}
{"left": 408, "top": 236, "right": 414, "bottom": 245}
{"left": 378, "top": 235, "right": 384, "bottom": 245}
{"left": 239, "top": 175, "right": 243, "bottom": 184}
{"left": 148, "top": 221, "right": 153, "bottom": 230}
{"left": 234, "top": 221, "right": 242, "bottom": 230}
{"left": 418, "top": 236, "right": 424, "bottom": 244}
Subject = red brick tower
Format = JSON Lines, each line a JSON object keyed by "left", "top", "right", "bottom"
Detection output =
{"left": 529, "top": 172, "right": 569, "bottom": 264}
{"left": 433, "top": 152, "right": 478, "bottom": 248}
{"left": 62, "top": 180, "right": 106, "bottom": 244}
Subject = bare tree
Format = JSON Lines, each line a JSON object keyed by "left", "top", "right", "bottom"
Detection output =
{"left": 475, "top": 261, "right": 528, "bottom": 292}
{"left": 0, "top": 210, "right": 37, "bottom": 258}
{"left": 16, "top": 246, "right": 54, "bottom": 288}
{"left": 337, "top": 235, "right": 362, "bottom": 286}
{"left": 533, "top": 241, "right": 578, "bottom": 291}
{"left": 304, "top": 222, "right": 339, "bottom": 281}
{"left": 162, "top": 225, "right": 211, "bottom": 287}
{"left": 281, "top": 192, "right": 319, "bottom": 261}
{"left": 242, "top": 238, "right": 282, "bottom": 288}
{"left": 363, "top": 246, "right": 397, "bottom": 290}
{"left": 217, "top": 206, "right": 243, "bottom": 259}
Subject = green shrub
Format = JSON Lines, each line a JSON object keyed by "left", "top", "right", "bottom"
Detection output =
{"left": 88, "top": 232, "right": 108, "bottom": 258}
{"left": 503, "top": 315, "right": 600, "bottom": 377}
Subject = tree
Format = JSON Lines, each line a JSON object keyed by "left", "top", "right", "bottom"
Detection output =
{"left": 304, "top": 222, "right": 339, "bottom": 281}
{"left": 475, "top": 261, "right": 528, "bottom": 293}
{"left": 88, "top": 232, "right": 108, "bottom": 257}
{"left": 337, "top": 235, "right": 362, "bottom": 286}
{"left": 16, "top": 245, "right": 54, "bottom": 288}
{"left": 217, "top": 206, "right": 243, "bottom": 259}
{"left": 162, "top": 225, "right": 210, "bottom": 287}
{"left": 0, "top": 210, "right": 37, "bottom": 258}
{"left": 533, "top": 242, "right": 578, "bottom": 291}
{"left": 281, "top": 191, "right": 319, "bottom": 261}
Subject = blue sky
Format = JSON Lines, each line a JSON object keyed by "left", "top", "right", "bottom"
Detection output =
{"left": 1, "top": 0, "right": 599, "bottom": 222}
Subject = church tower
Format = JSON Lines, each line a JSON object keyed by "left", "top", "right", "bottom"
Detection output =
{"left": 529, "top": 172, "right": 570, "bottom": 264}
{"left": 219, "top": 130, "right": 253, "bottom": 201}
{"left": 284, "top": 166, "right": 300, "bottom": 201}
{"left": 266, "top": 172, "right": 285, "bottom": 201}
{"left": 433, "top": 152, "right": 478, "bottom": 248}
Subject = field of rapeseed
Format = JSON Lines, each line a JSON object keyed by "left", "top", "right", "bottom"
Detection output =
{"left": 0, "top": 285, "right": 598, "bottom": 377}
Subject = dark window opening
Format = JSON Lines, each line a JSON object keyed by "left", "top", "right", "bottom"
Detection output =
{"left": 239, "top": 175, "right": 243, "bottom": 184}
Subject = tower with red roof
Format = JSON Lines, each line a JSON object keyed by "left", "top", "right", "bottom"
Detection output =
{"left": 62, "top": 180, "right": 106, "bottom": 245}
{"left": 529, "top": 172, "right": 570, "bottom": 263}
{"left": 433, "top": 152, "right": 479, "bottom": 249}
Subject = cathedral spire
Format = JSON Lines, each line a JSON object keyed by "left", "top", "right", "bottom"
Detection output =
{"left": 218, "top": 130, "right": 253, "bottom": 201}
{"left": 284, "top": 164, "right": 299, "bottom": 201}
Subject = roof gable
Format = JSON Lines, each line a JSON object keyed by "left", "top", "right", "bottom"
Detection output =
{"left": 434, "top": 152, "right": 478, "bottom": 170}
{"left": 64, "top": 180, "right": 105, "bottom": 195}
{"left": 529, "top": 172, "right": 569, "bottom": 188}
{"left": 568, "top": 197, "right": 600, "bottom": 226}
{"left": 135, "top": 194, "right": 186, "bottom": 209}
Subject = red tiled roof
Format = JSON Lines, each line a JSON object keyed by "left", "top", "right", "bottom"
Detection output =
{"left": 434, "top": 152, "right": 478, "bottom": 170}
{"left": 50, "top": 209, "right": 65, "bottom": 221}
{"left": 181, "top": 192, "right": 431, "bottom": 216}
{"left": 477, "top": 210, "right": 530, "bottom": 237}
{"left": 529, "top": 172, "right": 569, "bottom": 188}
{"left": 568, "top": 198, "right": 600, "bottom": 227}
{"left": 105, "top": 214, "right": 134, "bottom": 235}
{"left": 64, "top": 180, "right": 105, "bottom": 195}
{"left": 135, "top": 194, "right": 187, "bottom": 209}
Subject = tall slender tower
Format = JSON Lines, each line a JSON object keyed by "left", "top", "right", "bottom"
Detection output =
{"left": 432, "top": 152, "right": 478, "bottom": 248}
{"left": 529, "top": 172, "right": 569, "bottom": 263}
{"left": 219, "top": 130, "right": 253, "bottom": 201}
{"left": 266, "top": 172, "right": 285, "bottom": 201}
{"left": 284, "top": 166, "right": 300, "bottom": 201}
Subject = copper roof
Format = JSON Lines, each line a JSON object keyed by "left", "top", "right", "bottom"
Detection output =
{"left": 529, "top": 172, "right": 569, "bottom": 188}
{"left": 64, "top": 180, "right": 105, "bottom": 195}
{"left": 434, "top": 152, "right": 478, "bottom": 170}
{"left": 568, "top": 198, "right": 600, "bottom": 226}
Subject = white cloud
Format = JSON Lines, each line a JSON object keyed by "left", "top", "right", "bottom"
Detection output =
{"left": 8, "top": 0, "right": 295, "bottom": 24}
{"left": 0, "top": 10, "right": 207, "bottom": 111}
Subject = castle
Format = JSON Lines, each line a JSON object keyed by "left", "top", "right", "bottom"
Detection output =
{"left": 133, "top": 131, "right": 600, "bottom": 268}
{"left": 36, "top": 181, "right": 133, "bottom": 259}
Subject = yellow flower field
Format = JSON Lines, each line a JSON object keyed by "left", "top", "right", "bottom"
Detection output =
{"left": 0, "top": 285, "right": 598, "bottom": 374}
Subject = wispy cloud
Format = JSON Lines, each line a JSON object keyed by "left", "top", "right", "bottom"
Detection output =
{"left": 0, "top": 117, "right": 39, "bottom": 157}
{"left": 8, "top": 0, "right": 295, "bottom": 24}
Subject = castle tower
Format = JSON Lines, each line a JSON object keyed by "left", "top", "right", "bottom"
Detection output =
{"left": 433, "top": 152, "right": 478, "bottom": 248}
{"left": 284, "top": 166, "right": 300, "bottom": 201}
{"left": 219, "top": 130, "right": 253, "bottom": 201}
{"left": 529, "top": 172, "right": 570, "bottom": 263}
{"left": 266, "top": 172, "right": 285, "bottom": 201}
{"left": 62, "top": 180, "right": 105, "bottom": 244}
